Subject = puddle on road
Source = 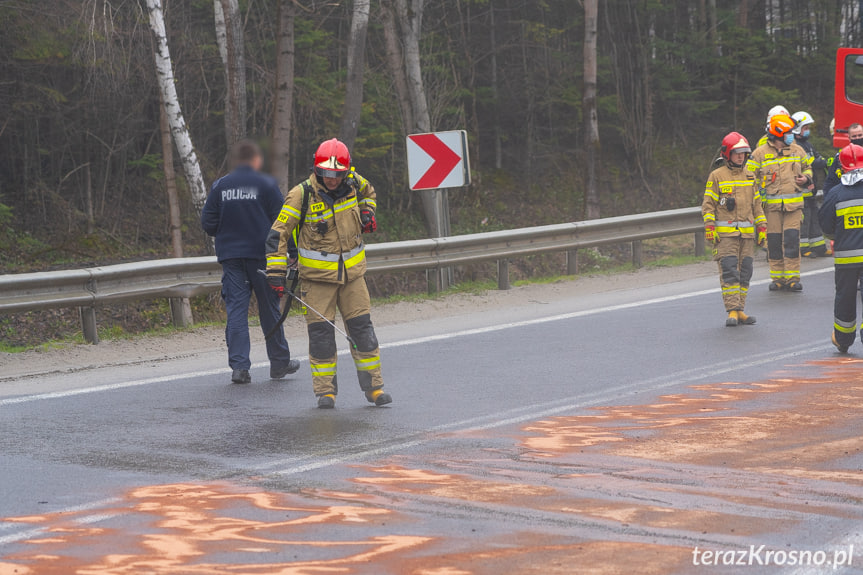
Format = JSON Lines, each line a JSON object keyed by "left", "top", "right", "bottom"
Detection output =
{"left": 4, "top": 358, "right": 863, "bottom": 574}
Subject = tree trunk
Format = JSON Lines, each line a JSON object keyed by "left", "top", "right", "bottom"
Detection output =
{"left": 393, "top": 0, "right": 443, "bottom": 237}
{"left": 381, "top": 0, "right": 413, "bottom": 135}
{"left": 584, "top": 0, "right": 600, "bottom": 220}
{"left": 215, "top": 0, "right": 247, "bottom": 148}
{"left": 339, "top": 0, "right": 370, "bottom": 151}
{"left": 160, "top": 92, "right": 183, "bottom": 258}
{"left": 160, "top": 90, "right": 193, "bottom": 325}
{"left": 146, "top": 0, "right": 208, "bottom": 214}
{"left": 489, "top": 4, "right": 502, "bottom": 170}
{"left": 271, "top": 0, "right": 295, "bottom": 193}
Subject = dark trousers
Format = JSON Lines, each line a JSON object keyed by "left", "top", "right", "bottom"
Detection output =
{"left": 801, "top": 197, "right": 827, "bottom": 255}
{"left": 221, "top": 258, "right": 292, "bottom": 370}
{"left": 833, "top": 266, "right": 863, "bottom": 349}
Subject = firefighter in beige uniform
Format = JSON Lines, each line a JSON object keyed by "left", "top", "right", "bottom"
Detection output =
{"left": 265, "top": 138, "right": 391, "bottom": 409}
{"left": 746, "top": 113, "right": 813, "bottom": 291}
{"left": 703, "top": 132, "right": 767, "bottom": 326}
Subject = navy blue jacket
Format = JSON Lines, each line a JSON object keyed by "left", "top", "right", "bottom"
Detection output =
{"left": 201, "top": 165, "right": 284, "bottom": 262}
{"left": 819, "top": 178, "right": 863, "bottom": 267}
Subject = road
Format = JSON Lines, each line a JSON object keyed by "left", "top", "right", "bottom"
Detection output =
{"left": 3, "top": 257, "right": 863, "bottom": 574}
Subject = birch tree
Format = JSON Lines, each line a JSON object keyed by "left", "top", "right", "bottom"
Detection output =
{"left": 339, "top": 0, "right": 370, "bottom": 151}
{"left": 214, "top": 0, "right": 247, "bottom": 147}
{"left": 271, "top": 0, "right": 295, "bottom": 192}
{"left": 583, "top": 0, "right": 600, "bottom": 219}
{"left": 145, "top": 0, "right": 207, "bottom": 213}
{"left": 392, "top": 0, "right": 445, "bottom": 239}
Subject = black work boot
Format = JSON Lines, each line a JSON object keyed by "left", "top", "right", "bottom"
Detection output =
{"left": 787, "top": 279, "right": 803, "bottom": 291}
{"left": 317, "top": 394, "right": 336, "bottom": 409}
{"left": 737, "top": 311, "right": 756, "bottom": 325}
{"left": 365, "top": 389, "right": 393, "bottom": 406}
{"left": 270, "top": 359, "right": 301, "bottom": 379}
{"left": 231, "top": 369, "right": 251, "bottom": 384}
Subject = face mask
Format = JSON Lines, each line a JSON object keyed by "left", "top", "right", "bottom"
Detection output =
{"left": 783, "top": 133, "right": 795, "bottom": 145}
{"left": 851, "top": 137, "right": 863, "bottom": 147}
{"left": 801, "top": 129, "right": 811, "bottom": 139}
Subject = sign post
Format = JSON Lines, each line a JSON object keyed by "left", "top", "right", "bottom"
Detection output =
{"left": 406, "top": 130, "right": 470, "bottom": 292}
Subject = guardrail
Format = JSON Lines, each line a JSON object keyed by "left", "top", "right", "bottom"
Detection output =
{"left": 0, "top": 206, "right": 704, "bottom": 343}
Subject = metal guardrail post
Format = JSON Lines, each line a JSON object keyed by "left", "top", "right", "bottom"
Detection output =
{"left": 566, "top": 249, "right": 578, "bottom": 275}
{"left": 426, "top": 270, "right": 439, "bottom": 295}
{"left": 79, "top": 307, "right": 99, "bottom": 344}
{"left": 632, "top": 241, "right": 643, "bottom": 268}
{"left": 694, "top": 231, "right": 705, "bottom": 256}
{"left": 170, "top": 298, "right": 192, "bottom": 328}
{"left": 497, "top": 259, "right": 510, "bottom": 290}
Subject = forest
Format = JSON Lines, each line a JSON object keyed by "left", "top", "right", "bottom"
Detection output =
{"left": 0, "top": 0, "right": 860, "bottom": 273}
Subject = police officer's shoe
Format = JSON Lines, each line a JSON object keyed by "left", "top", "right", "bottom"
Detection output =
{"left": 833, "top": 332, "right": 849, "bottom": 354}
{"left": 270, "top": 359, "right": 301, "bottom": 379}
{"left": 365, "top": 389, "right": 393, "bottom": 406}
{"left": 231, "top": 369, "right": 251, "bottom": 384}
{"left": 317, "top": 394, "right": 336, "bottom": 409}
{"left": 725, "top": 311, "right": 738, "bottom": 327}
{"left": 737, "top": 311, "right": 756, "bottom": 325}
{"left": 787, "top": 280, "right": 803, "bottom": 291}
{"left": 769, "top": 281, "right": 784, "bottom": 291}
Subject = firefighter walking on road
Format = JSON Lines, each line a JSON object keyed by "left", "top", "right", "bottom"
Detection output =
{"left": 819, "top": 144, "right": 863, "bottom": 353}
{"left": 265, "top": 138, "right": 391, "bottom": 409}
{"left": 747, "top": 113, "right": 814, "bottom": 291}
{"left": 703, "top": 132, "right": 766, "bottom": 327}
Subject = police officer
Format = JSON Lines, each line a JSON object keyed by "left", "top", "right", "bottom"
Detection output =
{"left": 703, "top": 132, "right": 766, "bottom": 326}
{"left": 265, "top": 138, "right": 391, "bottom": 409}
{"left": 201, "top": 139, "right": 300, "bottom": 384}
{"left": 747, "top": 113, "right": 814, "bottom": 291}
{"left": 792, "top": 111, "right": 828, "bottom": 257}
{"left": 818, "top": 144, "right": 863, "bottom": 353}
{"left": 824, "top": 123, "right": 863, "bottom": 198}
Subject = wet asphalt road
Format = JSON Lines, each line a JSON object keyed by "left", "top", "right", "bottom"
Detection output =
{"left": 3, "top": 258, "right": 863, "bottom": 574}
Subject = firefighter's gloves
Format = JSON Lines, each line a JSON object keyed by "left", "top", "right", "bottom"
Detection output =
{"left": 705, "top": 225, "right": 718, "bottom": 244}
{"left": 361, "top": 209, "right": 377, "bottom": 234}
{"left": 267, "top": 272, "right": 287, "bottom": 298}
{"left": 757, "top": 226, "right": 767, "bottom": 247}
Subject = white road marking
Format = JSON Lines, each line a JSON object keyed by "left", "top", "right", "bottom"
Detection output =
{"left": 0, "top": 266, "right": 834, "bottom": 408}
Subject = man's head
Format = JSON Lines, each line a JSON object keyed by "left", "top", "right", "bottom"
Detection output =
{"left": 231, "top": 139, "right": 263, "bottom": 171}
{"left": 840, "top": 143, "right": 863, "bottom": 172}
{"left": 313, "top": 138, "right": 351, "bottom": 192}
{"left": 767, "top": 113, "right": 796, "bottom": 147}
{"left": 720, "top": 132, "right": 751, "bottom": 168}
{"left": 849, "top": 123, "right": 863, "bottom": 147}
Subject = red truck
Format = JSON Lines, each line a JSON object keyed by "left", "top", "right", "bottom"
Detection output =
{"left": 834, "top": 47, "right": 863, "bottom": 147}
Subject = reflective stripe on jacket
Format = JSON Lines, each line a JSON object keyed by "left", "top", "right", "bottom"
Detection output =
{"left": 266, "top": 171, "right": 376, "bottom": 283}
{"left": 746, "top": 141, "right": 812, "bottom": 212}
{"left": 701, "top": 164, "right": 765, "bottom": 238}
{"left": 818, "top": 181, "right": 863, "bottom": 267}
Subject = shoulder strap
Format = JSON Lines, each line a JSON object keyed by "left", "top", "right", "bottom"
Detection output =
{"left": 298, "top": 180, "right": 312, "bottom": 230}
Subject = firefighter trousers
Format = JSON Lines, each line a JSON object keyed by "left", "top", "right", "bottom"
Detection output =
{"left": 833, "top": 266, "right": 863, "bottom": 349}
{"left": 800, "top": 197, "right": 827, "bottom": 256}
{"left": 301, "top": 277, "right": 384, "bottom": 397}
{"left": 715, "top": 236, "right": 754, "bottom": 312}
{"left": 765, "top": 209, "right": 802, "bottom": 283}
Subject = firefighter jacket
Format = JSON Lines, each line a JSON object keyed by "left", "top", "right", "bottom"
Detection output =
{"left": 746, "top": 140, "right": 813, "bottom": 212}
{"left": 818, "top": 175, "right": 863, "bottom": 267}
{"left": 824, "top": 152, "right": 843, "bottom": 197}
{"left": 795, "top": 137, "right": 826, "bottom": 197}
{"left": 702, "top": 163, "right": 766, "bottom": 237}
{"left": 266, "top": 170, "right": 376, "bottom": 284}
